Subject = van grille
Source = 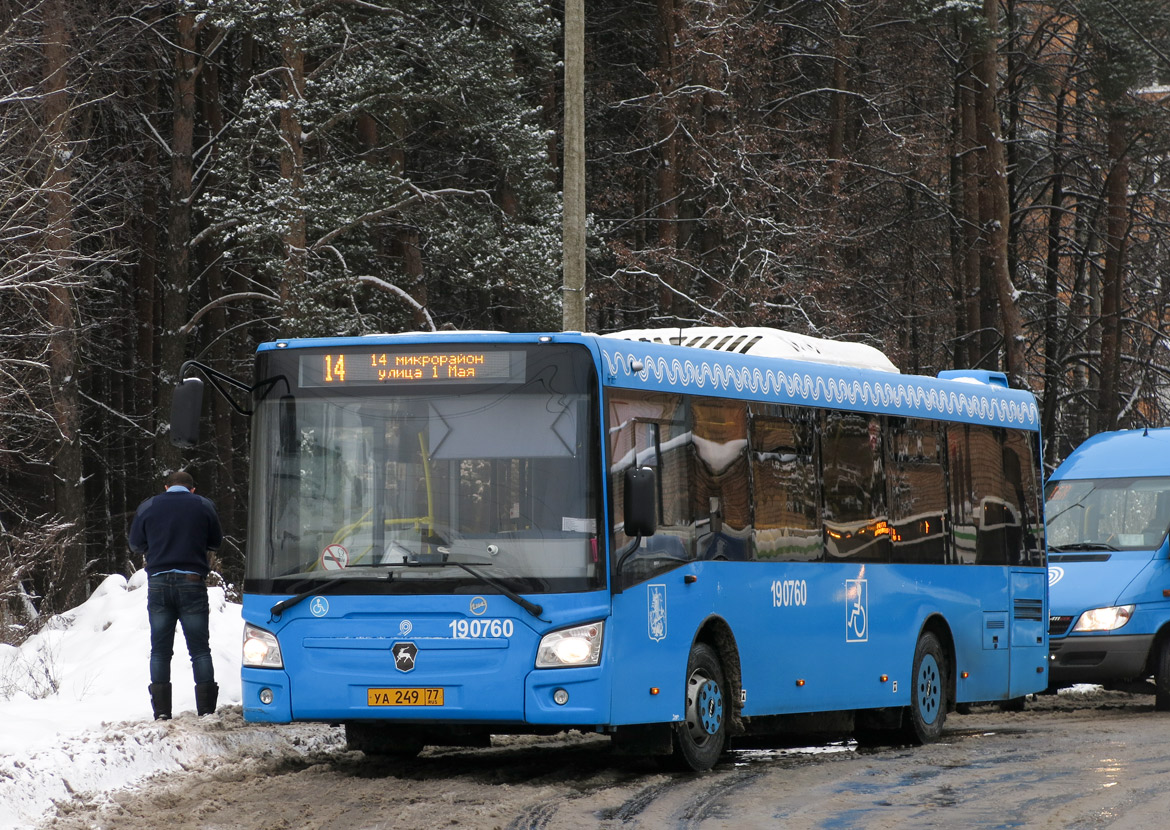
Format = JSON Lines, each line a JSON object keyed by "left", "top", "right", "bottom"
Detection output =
{"left": 1049, "top": 615, "right": 1074, "bottom": 637}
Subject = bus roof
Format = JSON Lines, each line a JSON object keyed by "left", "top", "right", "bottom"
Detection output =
{"left": 607, "top": 326, "right": 900, "bottom": 373}
{"left": 257, "top": 330, "right": 1040, "bottom": 430}
{"left": 1050, "top": 428, "right": 1170, "bottom": 481}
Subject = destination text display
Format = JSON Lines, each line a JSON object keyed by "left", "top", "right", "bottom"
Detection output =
{"left": 299, "top": 350, "right": 526, "bottom": 386}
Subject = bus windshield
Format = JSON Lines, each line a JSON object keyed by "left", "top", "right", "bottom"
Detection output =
{"left": 1045, "top": 477, "right": 1170, "bottom": 552}
{"left": 245, "top": 344, "right": 601, "bottom": 595}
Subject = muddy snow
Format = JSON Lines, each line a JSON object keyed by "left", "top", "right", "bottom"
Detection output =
{"left": 36, "top": 688, "right": 1170, "bottom": 829}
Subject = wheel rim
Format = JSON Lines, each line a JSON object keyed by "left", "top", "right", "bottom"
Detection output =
{"left": 915, "top": 653, "right": 942, "bottom": 724}
{"left": 685, "top": 669, "right": 724, "bottom": 744}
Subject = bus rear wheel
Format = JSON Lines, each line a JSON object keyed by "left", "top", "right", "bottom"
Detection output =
{"left": 903, "top": 631, "right": 948, "bottom": 744}
{"left": 672, "top": 642, "right": 728, "bottom": 771}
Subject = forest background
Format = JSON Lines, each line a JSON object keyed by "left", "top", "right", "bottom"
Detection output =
{"left": 2, "top": 0, "right": 1170, "bottom": 628}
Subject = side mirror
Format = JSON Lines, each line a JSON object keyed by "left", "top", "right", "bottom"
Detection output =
{"left": 623, "top": 466, "right": 658, "bottom": 537}
{"left": 170, "top": 377, "right": 204, "bottom": 449}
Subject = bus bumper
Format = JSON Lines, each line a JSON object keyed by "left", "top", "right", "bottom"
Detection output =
{"left": 525, "top": 666, "right": 610, "bottom": 725}
{"left": 1048, "top": 633, "right": 1152, "bottom": 686}
{"left": 242, "top": 669, "right": 293, "bottom": 723}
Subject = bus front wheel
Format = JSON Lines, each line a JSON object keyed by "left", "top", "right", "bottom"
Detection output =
{"left": 1155, "top": 637, "right": 1170, "bottom": 712}
{"left": 903, "top": 632, "right": 948, "bottom": 744}
{"left": 671, "top": 642, "right": 728, "bottom": 771}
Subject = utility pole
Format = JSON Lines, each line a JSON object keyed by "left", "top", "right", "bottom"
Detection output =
{"left": 562, "top": 0, "right": 586, "bottom": 331}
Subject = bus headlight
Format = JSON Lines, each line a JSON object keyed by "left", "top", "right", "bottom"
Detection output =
{"left": 242, "top": 623, "right": 284, "bottom": 668}
{"left": 536, "top": 621, "right": 604, "bottom": 668}
{"left": 1073, "top": 605, "right": 1134, "bottom": 632}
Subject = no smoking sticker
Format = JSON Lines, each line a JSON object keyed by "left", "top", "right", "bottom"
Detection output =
{"left": 320, "top": 544, "right": 349, "bottom": 570}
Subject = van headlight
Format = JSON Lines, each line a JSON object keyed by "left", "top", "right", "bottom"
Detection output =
{"left": 536, "top": 622, "right": 604, "bottom": 668}
{"left": 1073, "top": 605, "right": 1134, "bottom": 632}
{"left": 242, "top": 623, "right": 284, "bottom": 668}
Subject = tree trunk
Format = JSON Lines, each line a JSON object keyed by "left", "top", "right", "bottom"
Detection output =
{"left": 383, "top": 111, "right": 429, "bottom": 329}
{"left": 958, "top": 41, "right": 983, "bottom": 368}
{"left": 1098, "top": 108, "right": 1129, "bottom": 429}
{"left": 135, "top": 66, "right": 160, "bottom": 476}
{"left": 973, "top": 0, "right": 1026, "bottom": 385}
{"left": 654, "top": 0, "right": 680, "bottom": 315}
{"left": 279, "top": 10, "right": 307, "bottom": 322}
{"left": 1041, "top": 91, "right": 1067, "bottom": 467}
{"left": 157, "top": 9, "right": 199, "bottom": 472}
{"left": 825, "top": 3, "right": 853, "bottom": 203}
{"left": 199, "top": 31, "right": 238, "bottom": 563}
{"left": 42, "top": 0, "right": 86, "bottom": 609}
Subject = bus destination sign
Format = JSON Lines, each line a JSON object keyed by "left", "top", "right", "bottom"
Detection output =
{"left": 299, "top": 349, "right": 526, "bottom": 387}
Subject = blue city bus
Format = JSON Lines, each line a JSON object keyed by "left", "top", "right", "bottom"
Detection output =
{"left": 172, "top": 327, "right": 1049, "bottom": 770}
{"left": 1045, "top": 428, "right": 1170, "bottom": 710}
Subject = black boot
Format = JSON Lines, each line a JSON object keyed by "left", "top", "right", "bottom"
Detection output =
{"left": 195, "top": 681, "right": 219, "bottom": 716}
{"left": 149, "top": 683, "right": 172, "bottom": 720}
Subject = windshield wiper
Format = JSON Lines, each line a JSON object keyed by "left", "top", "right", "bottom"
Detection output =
{"left": 1049, "top": 542, "right": 1119, "bottom": 552}
{"left": 269, "top": 551, "right": 543, "bottom": 620}
{"left": 451, "top": 562, "right": 544, "bottom": 620}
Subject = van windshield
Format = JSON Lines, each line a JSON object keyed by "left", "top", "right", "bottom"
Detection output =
{"left": 1045, "top": 477, "right": 1170, "bottom": 552}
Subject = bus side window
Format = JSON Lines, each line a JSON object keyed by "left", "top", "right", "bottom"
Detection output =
{"left": 949, "top": 425, "right": 1022, "bottom": 565}
{"left": 749, "top": 404, "right": 820, "bottom": 562}
{"left": 607, "top": 392, "right": 694, "bottom": 581}
{"left": 691, "top": 398, "right": 751, "bottom": 560}
{"left": 821, "top": 410, "right": 890, "bottom": 563}
{"left": 1003, "top": 430, "right": 1046, "bottom": 565}
{"left": 887, "top": 418, "right": 947, "bottom": 564}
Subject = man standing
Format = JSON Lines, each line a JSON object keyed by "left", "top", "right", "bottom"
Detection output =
{"left": 129, "top": 470, "right": 223, "bottom": 720}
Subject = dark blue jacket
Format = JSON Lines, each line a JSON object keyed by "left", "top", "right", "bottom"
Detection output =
{"left": 129, "top": 490, "right": 223, "bottom": 576}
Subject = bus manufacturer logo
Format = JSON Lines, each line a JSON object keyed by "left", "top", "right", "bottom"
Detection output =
{"left": 392, "top": 642, "right": 418, "bottom": 672}
{"left": 648, "top": 584, "right": 667, "bottom": 642}
{"left": 845, "top": 579, "right": 868, "bottom": 642}
{"left": 469, "top": 596, "right": 488, "bottom": 616}
{"left": 398, "top": 620, "right": 413, "bottom": 636}
{"left": 1048, "top": 566, "right": 1065, "bottom": 587}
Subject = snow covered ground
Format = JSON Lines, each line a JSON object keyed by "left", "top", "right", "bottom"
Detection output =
{"left": 0, "top": 570, "right": 336, "bottom": 829}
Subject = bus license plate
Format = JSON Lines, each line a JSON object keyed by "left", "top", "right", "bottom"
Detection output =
{"left": 367, "top": 687, "right": 445, "bottom": 706}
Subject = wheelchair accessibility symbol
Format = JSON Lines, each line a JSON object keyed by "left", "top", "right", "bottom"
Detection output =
{"left": 309, "top": 596, "right": 329, "bottom": 618}
{"left": 845, "top": 578, "right": 867, "bottom": 642}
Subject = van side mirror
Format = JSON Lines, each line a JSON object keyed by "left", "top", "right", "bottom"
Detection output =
{"left": 170, "top": 377, "right": 204, "bottom": 449}
{"left": 623, "top": 466, "right": 658, "bottom": 537}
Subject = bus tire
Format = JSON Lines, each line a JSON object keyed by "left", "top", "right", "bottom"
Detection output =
{"left": 671, "top": 642, "right": 728, "bottom": 771}
{"left": 1155, "top": 637, "right": 1170, "bottom": 712}
{"left": 903, "top": 631, "right": 948, "bottom": 744}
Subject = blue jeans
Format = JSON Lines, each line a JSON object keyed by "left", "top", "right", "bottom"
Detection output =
{"left": 148, "top": 573, "right": 214, "bottom": 685}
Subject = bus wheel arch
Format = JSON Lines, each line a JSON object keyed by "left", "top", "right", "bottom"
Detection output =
{"left": 667, "top": 618, "right": 742, "bottom": 771}
{"left": 922, "top": 615, "right": 957, "bottom": 710}
{"left": 695, "top": 617, "right": 744, "bottom": 735}
{"left": 904, "top": 617, "right": 955, "bottom": 744}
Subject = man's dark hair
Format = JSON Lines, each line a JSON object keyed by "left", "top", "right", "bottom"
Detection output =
{"left": 165, "top": 470, "right": 196, "bottom": 489}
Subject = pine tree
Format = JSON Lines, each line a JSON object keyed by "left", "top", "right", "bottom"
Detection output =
{"left": 199, "top": 0, "right": 563, "bottom": 337}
